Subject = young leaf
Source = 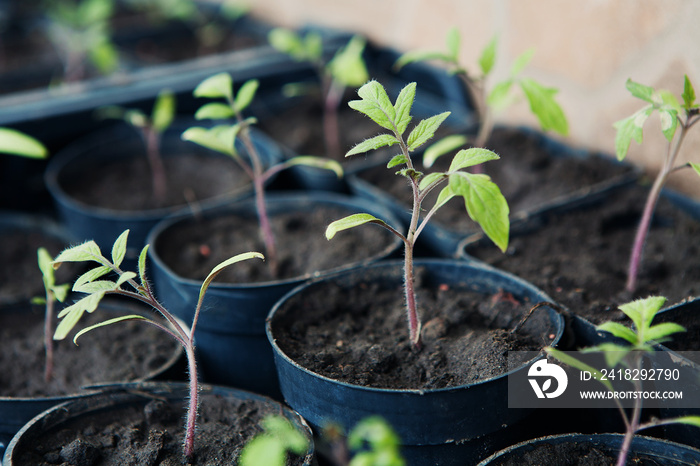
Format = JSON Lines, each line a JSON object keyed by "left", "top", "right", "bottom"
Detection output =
{"left": 326, "top": 214, "right": 390, "bottom": 240}
{"left": 182, "top": 126, "right": 237, "bottom": 156}
{"left": 449, "top": 172, "right": 509, "bottom": 252}
{"left": 432, "top": 185, "right": 456, "bottom": 212}
{"left": 659, "top": 108, "right": 678, "bottom": 142}
{"left": 74, "top": 280, "right": 118, "bottom": 294}
{"left": 233, "top": 79, "right": 260, "bottom": 113}
{"left": 519, "top": 78, "right": 569, "bottom": 136}
{"left": 346, "top": 134, "right": 399, "bottom": 157}
{"left": 349, "top": 80, "right": 396, "bottom": 130}
{"left": 285, "top": 156, "right": 343, "bottom": 178}
{"left": 194, "top": 72, "right": 233, "bottom": 101}
{"left": 510, "top": 48, "right": 534, "bottom": 77}
{"left": 596, "top": 322, "right": 638, "bottom": 345}
{"left": 268, "top": 28, "right": 304, "bottom": 58}
{"left": 73, "top": 315, "right": 150, "bottom": 345}
{"left": 418, "top": 172, "right": 446, "bottom": 191}
{"left": 619, "top": 296, "right": 667, "bottom": 335}
{"left": 199, "top": 252, "right": 264, "bottom": 304}
{"left": 54, "top": 241, "right": 104, "bottom": 266}
{"left": 195, "top": 103, "right": 235, "bottom": 120}
{"left": 74, "top": 265, "right": 112, "bottom": 290}
{"left": 546, "top": 347, "right": 615, "bottom": 393}
{"left": 394, "top": 50, "right": 450, "bottom": 71}
{"left": 445, "top": 27, "right": 460, "bottom": 62}
{"left": 479, "top": 36, "right": 498, "bottom": 76}
{"left": 682, "top": 75, "right": 697, "bottom": 110}
{"left": 487, "top": 80, "right": 514, "bottom": 110}
{"left": 644, "top": 322, "right": 686, "bottom": 343}
{"left": 613, "top": 107, "right": 653, "bottom": 160}
{"left": 449, "top": 148, "right": 500, "bottom": 172}
{"left": 37, "top": 248, "right": 55, "bottom": 287}
{"left": 674, "top": 416, "right": 700, "bottom": 428}
{"left": 115, "top": 271, "right": 137, "bottom": 288}
{"left": 407, "top": 112, "right": 451, "bottom": 151}
{"left": 690, "top": 162, "right": 700, "bottom": 177}
{"left": 423, "top": 134, "right": 468, "bottom": 168}
{"left": 138, "top": 244, "right": 149, "bottom": 289}
{"left": 626, "top": 78, "right": 655, "bottom": 103}
{"left": 0, "top": 128, "right": 48, "bottom": 159}
{"left": 152, "top": 90, "right": 175, "bottom": 132}
{"left": 387, "top": 154, "right": 408, "bottom": 169}
{"left": 111, "top": 230, "right": 129, "bottom": 268}
{"left": 328, "top": 35, "right": 369, "bottom": 88}
{"left": 393, "top": 82, "right": 417, "bottom": 135}
{"left": 55, "top": 292, "right": 107, "bottom": 339}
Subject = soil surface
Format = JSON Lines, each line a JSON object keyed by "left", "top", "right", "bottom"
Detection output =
{"left": 11, "top": 389, "right": 309, "bottom": 466}
{"left": 270, "top": 265, "right": 558, "bottom": 390}
{"left": 464, "top": 184, "right": 700, "bottom": 327}
{"left": 354, "top": 127, "right": 636, "bottom": 234}
{"left": 61, "top": 152, "right": 246, "bottom": 212}
{"left": 154, "top": 204, "right": 399, "bottom": 283}
{"left": 1, "top": 300, "right": 180, "bottom": 397}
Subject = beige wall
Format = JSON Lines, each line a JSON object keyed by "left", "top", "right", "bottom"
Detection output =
{"left": 243, "top": 0, "right": 700, "bottom": 199}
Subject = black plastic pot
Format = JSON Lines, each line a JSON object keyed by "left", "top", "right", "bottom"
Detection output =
{"left": 146, "top": 192, "right": 403, "bottom": 398}
{"left": 2, "top": 381, "right": 315, "bottom": 466}
{"left": 477, "top": 433, "right": 700, "bottom": 465}
{"left": 348, "top": 126, "right": 639, "bottom": 258}
{"left": 44, "top": 121, "right": 283, "bottom": 265}
{"left": 0, "top": 300, "right": 184, "bottom": 458}
{"left": 266, "top": 259, "right": 565, "bottom": 465}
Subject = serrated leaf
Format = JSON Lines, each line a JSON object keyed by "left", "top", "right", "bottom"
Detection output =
{"left": 74, "top": 315, "right": 150, "bottom": 345}
{"left": 195, "top": 103, "right": 235, "bottom": 120}
{"left": 350, "top": 80, "right": 396, "bottom": 130}
{"left": 138, "top": 244, "right": 149, "bottom": 287}
{"left": 449, "top": 172, "right": 509, "bottom": 251}
{"left": 74, "top": 265, "right": 112, "bottom": 290}
{"left": 326, "top": 214, "right": 388, "bottom": 240}
{"left": 407, "top": 112, "right": 450, "bottom": 151}
{"left": 233, "top": 79, "right": 259, "bottom": 113}
{"left": 194, "top": 72, "right": 233, "bottom": 101}
{"left": 487, "top": 80, "right": 514, "bottom": 110}
{"left": 510, "top": 48, "right": 534, "bottom": 76}
{"left": 0, "top": 128, "right": 48, "bottom": 159}
{"left": 199, "top": 252, "right": 264, "bottom": 304}
{"left": 445, "top": 27, "right": 460, "bottom": 62}
{"left": 285, "top": 156, "right": 343, "bottom": 178}
{"left": 418, "top": 172, "right": 446, "bottom": 191}
{"left": 393, "top": 82, "right": 416, "bottom": 135}
{"left": 659, "top": 108, "right": 678, "bottom": 142}
{"left": 449, "top": 148, "right": 500, "bottom": 172}
{"left": 152, "top": 90, "right": 175, "bottom": 132}
{"left": 346, "top": 134, "right": 399, "bottom": 157}
{"left": 387, "top": 154, "right": 408, "bottom": 169}
{"left": 520, "top": 78, "right": 569, "bottom": 136}
{"left": 613, "top": 107, "right": 653, "bottom": 160}
{"left": 619, "top": 296, "right": 667, "bottom": 335}
{"left": 626, "top": 78, "right": 655, "bottom": 103}
{"left": 54, "top": 241, "right": 104, "bottom": 266}
{"left": 596, "top": 322, "right": 638, "bottom": 345}
{"left": 645, "top": 322, "right": 686, "bottom": 343}
{"left": 479, "top": 35, "right": 497, "bottom": 76}
{"left": 423, "top": 135, "right": 468, "bottom": 168}
{"left": 682, "top": 75, "right": 696, "bottom": 109}
{"left": 182, "top": 125, "right": 237, "bottom": 156}
{"left": 111, "top": 230, "right": 129, "bottom": 267}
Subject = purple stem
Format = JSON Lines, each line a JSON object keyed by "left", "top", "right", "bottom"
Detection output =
{"left": 183, "top": 344, "right": 199, "bottom": 460}
{"left": 144, "top": 126, "right": 167, "bottom": 205}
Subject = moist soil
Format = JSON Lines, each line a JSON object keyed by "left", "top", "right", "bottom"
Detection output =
{"left": 154, "top": 204, "right": 399, "bottom": 283}
{"left": 1, "top": 301, "right": 180, "bottom": 398}
{"left": 61, "top": 152, "right": 246, "bottom": 212}
{"left": 464, "top": 183, "right": 700, "bottom": 328}
{"left": 270, "top": 266, "right": 558, "bottom": 390}
{"left": 354, "top": 127, "right": 636, "bottom": 235}
{"left": 11, "top": 390, "right": 309, "bottom": 466}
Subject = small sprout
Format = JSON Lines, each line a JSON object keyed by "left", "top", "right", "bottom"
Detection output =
{"left": 0, "top": 128, "right": 48, "bottom": 159}
{"left": 396, "top": 28, "right": 568, "bottom": 164}
{"left": 269, "top": 29, "right": 369, "bottom": 158}
{"left": 97, "top": 89, "right": 176, "bottom": 204}
{"left": 547, "top": 296, "right": 699, "bottom": 466}
{"left": 326, "top": 80, "right": 509, "bottom": 348}
{"left": 347, "top": 416, "right": 405, "bottom": 466}
{"left": 52, "top": 229, "right": 263, "bottom": 460}
{"left": 613, "top": 76, "right": 700, "bottom": 293}
{"left": 239, "top": 415, "right": 310, "bottom": 466}
{"left": 184, "top": 72, "right": 343, "bottom": 275}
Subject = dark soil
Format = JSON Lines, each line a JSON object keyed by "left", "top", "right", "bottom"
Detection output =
{"left": 154, "top": 204, "right": 399, "bottom": 283}
{"left": 11, "top": 389, "right": 309, "bottom": 466}
{"left": 1, "top": 301, "right": 180, "bottom": 397}
{"left": 355, "top": 127, "right": 636, "bottom": 234}
{"left": 62, "top": 153, "right": 246, "bottom": 212}
{"left": 270, "top": 265, "right": 558, "bottom": 390}
{"left": 464, "top": 183, "right": 700, "bottom": 326}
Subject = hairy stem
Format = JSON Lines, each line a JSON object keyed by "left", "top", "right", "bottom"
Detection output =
{"left": 144, "top": 126, "right": 167, "bottom": 205}
{"left": 183, "top": 343, "right": 199, "bottom": 460}
{"left": 43, "top": 291, "right": 55, "bottom": 383}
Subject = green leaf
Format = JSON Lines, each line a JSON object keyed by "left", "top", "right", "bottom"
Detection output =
{"left": 674, "top": 416, "right": 700, "bottom": 429}
{"left": 328, "top": 36, "right": 369, "bottom": 88}
{"left": 73, "top": 315, "right": 150, "bottom": 345}
{"left": 519, "top": 78, "right": 569, "bottom": 136}
{"left": 53, "top": 241, "right": 104, "bottom": 266}
{"left": 268, "top": 28, "right": 304, "bottom": 58}
{"left": 303, "top": 31, "right": 323, "bottom": 62}
{"left": 152, "top": 90, "right": 175, "bottom": 132}
{"left": 613, "top": 107, "right": 653, "bottom": 161}
{"left": 394, "top": 50, "right": 450, "bottom": 71}
{"left": 199, "top": 252, "right": 264, "bottom": 304}
{"left": 387, "top": 154, "right": 408, "bottom": 169}
{"left": 418, "top": 172, "right": 446, "bottom": 191}
{"left": 74, "top": 280, "right": 118, "bottom": 294}
{"left": 445, "top": 27, "right": 460, "bottom": 62}
{"left": 115, "top": 271, "right": 137, "bottom": 288}
{"left": 239, "top": 436, "right": 286, "bottom": 466}
{"left": 349, "top": 80, "right": 396, "bottom": 130}
{"left": 261, "top": 416, "right": 309, "bottom": 454}
{"left": 53, "top": 284, "right": 70, "bottom": 303}
{"left": 233, "top": 79, "right": 259, "bottom": 113}
{"left": 195, "top": 103, "right": 235, "bottom": 120}
{"left": 645, "top": 322, "right": 686, "bottom": 343}
{"left": 596, "top": 322, "right": 638, "bottom": 345}
{"left": 432, "top": 185, "right": 456, "bottom": 212}
{"left": 346, "top": 134, "right": 399, "bottom": 157}
{"left": 111, "top": 230, "right": 129, "bottom": 267}
{"left": 479, "top": 35, "right": 497, "bottom": 76}
{"left": 619, "top": 296, "right": 667, "bottom": 334}
{"left": 626, "top": 78, "right": 655, "bottom": 103}
{"left": 326, "top": 214, "right": 389, "bottom": 240}
{"left": 37, "top": 248, "right": 55, "bottom": 287}
{"left": 510, "top": 48, "right": 534, "bottom": 76}
{"left": 407, "top": 112, "right": 451, "bottom": 151}
{"left": 682, "top": 75, "right": 697, "bottom": 109}
{"left": 393, "top": 82, "right": 416, "bottom": 135}
{"left": 487, "top": 80, "right": 514, "bottom": 110}
{"left": 0, "top": 128, "right": 48, "bottom": 159}
{"left": 74, "top": 265, "right": 112, "bottom": 290}
{"left": 546, "top": 347, "right": 615, "bottom": 392}
{"left": 138, "top": 244, "right": 149, "bottom": 288}
{"left": 449, "top": 172, "right": 509, "bottom": 251}
{"left": 423, "top": 135, "right": 468, "bottom": 168}
{"left": 690, "top": 162, "right": 700, "bottom": 177}
{"left": 194, "top": 72, "right": 233, "bottom": 101}
{"left": 182, "top": 125, "right": 237, "bottom": 156}
{"left": 449, "top": 148, "right": 500, "bottom": 172}
{"left": 659, "top": 108, "right": 678, "bottom": 142}
{"left": 55, "top": 292, "right": 107, "bottom": 338}
{"left": 285, "top": 156, "right": 343, "bottom": 178}
{"left": 54, "top": 307, "right": 86, "bottom": 341}
{"left": 89, "top": 41, "right": 119, "bottom": 75}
